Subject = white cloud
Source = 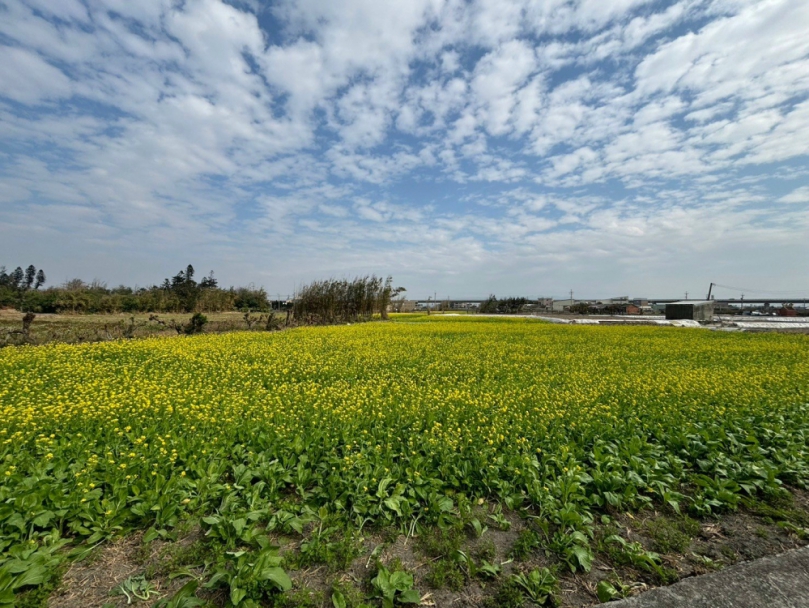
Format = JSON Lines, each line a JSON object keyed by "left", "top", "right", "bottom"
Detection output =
{"left": 779, "top": 186, "right": 809, "bottom": 204}
{"left": 471, "top": 40, "right": 538, "bottom": 136}
{"left": 0, "top": 0, "right": 808, "bottom": 296}
{"left": 0, "top": 46, "right": 72, "bottom": 103}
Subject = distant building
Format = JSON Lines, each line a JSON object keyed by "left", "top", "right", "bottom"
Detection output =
{"left": 450, "top": 301, "right": 478, "bottom": 310}
{"left": 552, "top": 299, "right": 575, "bottom": 312}
{"left": 665, "top": 300, "right": 715, "bottom": 321}
{"left": 625, "top": 304, "right": 641, "bottom": 315}
{"left": 391, "top": 300, "right": 416, "bottom": 312}
{"left": 536, "top": 298, "right": 554, "bottom": 310}
{"left": 778, "top": 306, "right": 797, "bottom": 317}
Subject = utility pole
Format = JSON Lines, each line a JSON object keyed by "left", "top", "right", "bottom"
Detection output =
{"left": 741, "top": 294, "right": 744, "bottom": 314}
{"left": 570, "top": 289, "right": 574, "bottom": 303}
{"left": 685, "top": 291, "right": 688, "bottom": 300}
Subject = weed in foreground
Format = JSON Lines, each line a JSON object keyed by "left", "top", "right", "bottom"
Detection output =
{"left": 511, "top": 529, "right": 542, "bottom": 561}
{"left": 483, "top": 579, "right": 524, "bottom": 608}
{"left": 644, "top": 516, "right": 700, "bottom": 554}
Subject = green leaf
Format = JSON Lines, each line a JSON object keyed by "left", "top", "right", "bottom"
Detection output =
{"left": 230, "top": 585, "right": 246, "bottom": 605}
{"left": 332, "top": 590, "right": 347, "bottom": 608}
{"left": 203, "top": 571, "right": 229, "bottom": 588}
{"left": 288, "top": 517, "right": 304, "bottom": 534}
{"left": 12, "top": 564, "right": 48, "bottom": 589}
{"left": 571, "top": 545, "right": 593, "bottom": 572}
{"left": 597, "top": 580, "right": 618, "bottom": 603}
{"left": 260, "top": 567, "right": 292, "bottom": 591}
{"left": 157, "top": 580, "right": 205, "bottom": 608}
{"left": 399, "top": 589, "right": 421, "bottom": 604}
{"left": 4, "top": 560, "right": 30, "bottom": 574}
{"left": 376, "top": 477, "right": 393, "bottom": 497}
{"left": 0, "top": 569, "right": 12, "bottom": 592}
{"left": 383, "top": 497, "right": 403, "bottom": 516}
{"left": 32, "top": 511, "right": 55, "bottom": 527}
{"left": 389, "top": 570, "right": 414, "bottom": 592}
{"left": 232, "top": 518, "right": 247, "bottom": 536}
{"left": 372, "top": 569, "right": 396, "bottom": 601}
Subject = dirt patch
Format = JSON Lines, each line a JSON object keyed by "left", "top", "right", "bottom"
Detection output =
{"left": 49, "top": 534, "right": 146, "bottom": 608}
{"left": 48, "top": 531, "right": 202, "bottom": 608}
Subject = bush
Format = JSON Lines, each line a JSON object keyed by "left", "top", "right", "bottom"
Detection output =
{"left": 185, "top": 313, "right": 208, "bottom": 334}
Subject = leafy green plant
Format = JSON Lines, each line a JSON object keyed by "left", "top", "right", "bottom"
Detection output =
{"left": 370, "top": 566, "right": 420, "bottom": 608}
{"left": 488, "top": 507, "right": 511, "bottom": 531}
{"left": 468, "top": 517, "right": 488, "bottom": 538}
{"left": 331, "top": 581, "right": 372, "bottom": 608}
{"left": 511, "top": 568, "right": 557, "bottom": 605}
{"left": 0, "top": 538, "right": 69, "bottom": 605}
{"left": 596, "top": 579, "right": 632, "bottom": 603}
{"left": 295, "top": 508, "right": 359, "bottom": 570}
{"left": 203, "top": 546, "right": 291, "bottom": 606}
{"left": 689, "top": 552, "right": 721, "bottom": 570}
{"left": 778, "top": 521, "right": 809, "bottom": 539}
{"left": 154, "top": 580, "right": 206, "bottom": 608}
{"left": 549, "top": 529, "right": 593, "bottom": 573}
{"left": 477, "top": 559, "right": 502, "bottom": 579}
{"left": 112, "top": 575, "right": 160, "bottom": 604}
{"left": 603, "top": 536, "right": 676, "bottom": 583}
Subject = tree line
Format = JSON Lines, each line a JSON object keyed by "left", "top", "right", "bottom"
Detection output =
{"left": 0, "top": 264, "right": 271, "bottom": 314}
{"left": 479, "top": 295, "right": 528, "bottom": 314}
{"left": 1, "top": 265, "right": 403, "bottom": 323}
{"left": 292, "top": 276, "right": 404, "bottom": 324}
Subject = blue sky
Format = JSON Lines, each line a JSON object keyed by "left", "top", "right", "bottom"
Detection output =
{"left": 1, "top": 0, "right": 808, "bottom": 299}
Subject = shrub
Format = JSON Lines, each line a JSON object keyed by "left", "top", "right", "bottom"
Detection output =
{"left": 185, "top": 313, "right": 208, "bottom": 334}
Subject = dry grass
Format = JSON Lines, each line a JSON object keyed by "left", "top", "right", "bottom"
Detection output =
{"left": 49, "top": 535, "right": 145, "bottom": 608}
{"left": 0, "top": 310, "right": 286, "bottom": 347}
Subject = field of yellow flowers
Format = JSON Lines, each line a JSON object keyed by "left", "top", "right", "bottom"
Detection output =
{"left": 1, "top": 316, "right": 808, "bottom": 605}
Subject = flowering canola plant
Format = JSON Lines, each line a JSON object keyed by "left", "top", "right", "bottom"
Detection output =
{"left": 1, "top": 316, "right": 808, "bottom": 601}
